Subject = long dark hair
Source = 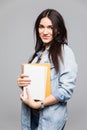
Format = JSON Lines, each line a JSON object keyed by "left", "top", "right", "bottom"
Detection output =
{"left": 29, "top": 9, "right": 68, "bottom": 72}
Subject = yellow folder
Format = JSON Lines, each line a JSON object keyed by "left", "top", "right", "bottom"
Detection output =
{"left": 22, "top": 63, "right": 51, "bottom": 100}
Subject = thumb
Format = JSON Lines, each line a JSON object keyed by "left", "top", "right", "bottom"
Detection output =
{"left": 26, "top": 87, "right": 31, "bottom": 99}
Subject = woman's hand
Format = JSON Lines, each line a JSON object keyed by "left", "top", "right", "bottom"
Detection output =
{"left": 20, "top": 88, "right": 41, "bottom": 109}
{"left": 17, "top": 74, "right": 31, "bottom": 89}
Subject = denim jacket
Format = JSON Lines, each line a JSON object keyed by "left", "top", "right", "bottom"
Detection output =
{"left": 21, "top": 44, "right": 78, "bottom": 130}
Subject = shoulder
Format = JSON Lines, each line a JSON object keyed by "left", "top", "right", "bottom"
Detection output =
{"left": 61, "top": 44, "right": 78, "bottom": 68}
{"left": 62, "top": 44, "right": 76, "bottom": 60}
{"left": 62, "top": 44, "right": 75, "bottom": 56}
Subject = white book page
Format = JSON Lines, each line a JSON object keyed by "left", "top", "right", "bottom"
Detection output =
{"left": 23, "top": 65, "right": 47, "bottom": 100}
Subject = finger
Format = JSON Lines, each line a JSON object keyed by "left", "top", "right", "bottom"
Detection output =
{"left": 26, "top": 88, "right": 30, "bottom": 98}
{"left": 17, "top": 78, "right": 31, "bottom": 87}
{"left": 20, "top": 74, "right": 29, "bottom": 78}
{"left": 18, "top": 80, "right": 31, "bottom": 84}
{"left": 20, "top": 93, "right": 29, "bottom": 105}
{"left": 20, "top": 92, "right": 25, "bottom": 101}
{"left": 18, "top": 76, "right": 31, "bottom": 82}
{"left": 20, "top": 93, "right": 23, "bottom": 101}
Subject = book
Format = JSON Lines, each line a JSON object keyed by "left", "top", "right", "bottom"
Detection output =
{"left": 22, "top": 63, "right": 51, "bottom": 100}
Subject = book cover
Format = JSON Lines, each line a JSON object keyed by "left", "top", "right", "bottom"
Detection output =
{"left": 22, "top": 63, "right": 51, "bottom": 100}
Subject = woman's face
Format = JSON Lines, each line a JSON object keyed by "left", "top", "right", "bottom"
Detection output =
{"left": 38, "top": 17, "right": 53, "bottom": 47}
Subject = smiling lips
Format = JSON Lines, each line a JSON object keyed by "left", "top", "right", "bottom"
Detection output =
{"left": 42, "top": 36, "right": 50, "bottom": 39}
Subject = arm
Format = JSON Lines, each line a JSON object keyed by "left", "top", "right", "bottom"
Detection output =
{"left": 52, "top": 45, "right": 78, "bottom": 103}
{"left": 20, "top": 88, "right": 59, "bottom": 109}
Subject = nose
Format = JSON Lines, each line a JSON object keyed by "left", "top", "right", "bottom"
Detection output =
{"left": 43, "top": 28, "right": 48, "bottom": 34}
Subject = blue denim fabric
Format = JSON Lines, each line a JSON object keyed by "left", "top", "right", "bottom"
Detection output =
{"left": 31, "top": 109, "right": 39, "bottom": 130}
{"left": 21, "top": 102, "right": 31, "bottom": 130}
{"left": 21, "top": 44, "right": 78, "bottom": 130}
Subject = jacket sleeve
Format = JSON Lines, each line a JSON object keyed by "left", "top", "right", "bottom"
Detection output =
{"left": 52, "top": 45, "right": 78, "bottom": 103}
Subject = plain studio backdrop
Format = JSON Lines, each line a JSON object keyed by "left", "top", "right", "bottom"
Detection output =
{"left": 0, "top": 0, "right": 87, "bottom": 130}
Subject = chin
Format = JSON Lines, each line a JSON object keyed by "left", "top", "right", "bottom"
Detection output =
{"left": 42, "top": 40, "right": 51, "bottom": 43}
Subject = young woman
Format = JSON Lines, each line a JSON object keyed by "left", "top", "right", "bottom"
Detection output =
{"left": 17, "top": 9, "right": 78, "bottom": 130}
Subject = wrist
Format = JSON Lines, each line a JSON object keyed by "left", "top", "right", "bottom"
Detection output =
{"left": 40, "top": 101, "right": 45, "bottom": 109}
{"left": 34, "top": 100, "right": 45, "bottom": 109}
{"left": 34, "top": 101, "right": 42, "bottom": 109}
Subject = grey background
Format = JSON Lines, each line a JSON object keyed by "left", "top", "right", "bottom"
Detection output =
{"left": 0, "top": 0, "right": 87, "bottom": 130}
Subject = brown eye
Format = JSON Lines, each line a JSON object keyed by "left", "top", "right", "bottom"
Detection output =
{"left": 47, "top": 26, "right": 53, "bottom": 30}
{"left": 48, "top": 25, "right": 53, "bottom": 30}
{"left": 38, "top": 25, "right": 44, "bottom": 29}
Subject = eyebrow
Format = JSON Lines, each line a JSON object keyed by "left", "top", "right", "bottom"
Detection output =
{"left": 39, "top": 24, "right": 53, "bottom": 27}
